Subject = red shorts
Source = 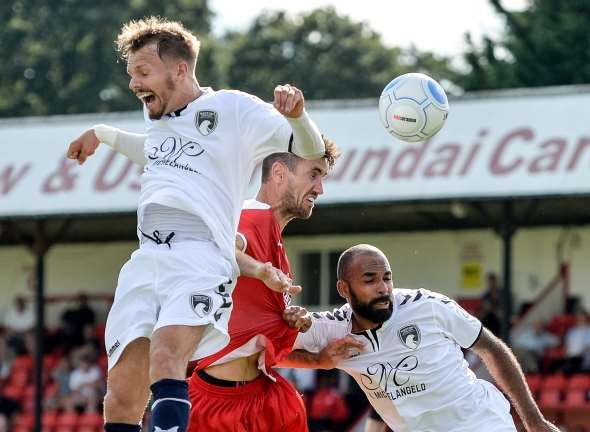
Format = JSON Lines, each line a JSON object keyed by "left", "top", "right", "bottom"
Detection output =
{"left": 188, "top": 370, "right": 308, "bottom": 432}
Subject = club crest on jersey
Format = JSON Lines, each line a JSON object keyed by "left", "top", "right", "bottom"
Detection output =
{"left": 398, "top": 324, "right": 421, "bottom": 350}
{"left": 190, "top": 294, "right": 212, "bottom": 317}
{"left": 195, "top": 110, "right": 218, "bottom": 136}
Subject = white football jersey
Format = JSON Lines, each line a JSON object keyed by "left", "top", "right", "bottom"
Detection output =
{"left": 139, "top": 88, "right": 291, "bottom": 265}
{"left": 294, "top": 289, "right": 516, "bottom": 432}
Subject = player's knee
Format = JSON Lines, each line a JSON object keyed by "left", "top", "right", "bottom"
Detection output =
{"left": 103, "top": 387, "right": 146, "bottom": 422}
{"left": 149, "top": 344, "right": 185, "bottom": 379}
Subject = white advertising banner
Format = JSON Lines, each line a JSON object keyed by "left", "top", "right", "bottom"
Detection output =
{"left": 317, "top": 91, "right": 590, "bottom": 204}
{"left": 1, "top": 90, "right": 589, "bottom": 217}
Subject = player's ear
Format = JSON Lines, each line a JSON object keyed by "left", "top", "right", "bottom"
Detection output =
{"left": 175, "top": 60, "right": 189, "bottom": 80}
{"left": 336, "top": 279, "right": 349, "bottom": 301}
{"left": 271, "top": 161, "right": 286, "bottom": 183}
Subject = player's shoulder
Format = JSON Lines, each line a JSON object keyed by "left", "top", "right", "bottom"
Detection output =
{"left": 242, "top": 199, "right": 271, "bottom": 211}
{"left": 239, "top": 200, "right": 278, "bottom": 238}
{"left": 310, "top": 304, "right": 352, "bottom": 328}
{"left": 215, "top": 89, "right": 266, "bottom": 106}
{"left": 394, "top": 288, "right": 452, "bottom": 311}
{"left": 240, "top": 200, "right": 274, "bottom": 222}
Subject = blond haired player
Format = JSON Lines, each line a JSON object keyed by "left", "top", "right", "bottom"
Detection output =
{"left": 67, "top": 17, "right": 325, "bottom": 432}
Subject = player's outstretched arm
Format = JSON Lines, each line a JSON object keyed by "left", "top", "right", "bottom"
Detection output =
{"left": 67, "top": 125, "right": 147, "bottom": 166}
{"left": 471, "top": 328, "right": 560, "bottom": 432}
{"left": 273, "top": 84, "right": 325, "bottom": 160}
{"left": 278, "top": 336, "right": 364, "bottom": 370}
{"left": 235, "top": 249, "right": 301, "bottom": 295}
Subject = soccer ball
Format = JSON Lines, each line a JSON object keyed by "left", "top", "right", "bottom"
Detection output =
{"left": 379, "top": 73, "right": 449, "bottom": 143}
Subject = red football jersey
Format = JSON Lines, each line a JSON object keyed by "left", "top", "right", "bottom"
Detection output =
{"left": 195, "top": 199, "right": 298, "bottom": 373}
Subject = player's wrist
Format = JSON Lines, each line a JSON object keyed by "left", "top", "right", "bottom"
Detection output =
{"left": 253, "top": 261, "right": 269, "bottom": 281}
{"left": 93, "top": 124, "right": 119, "bottom": 147}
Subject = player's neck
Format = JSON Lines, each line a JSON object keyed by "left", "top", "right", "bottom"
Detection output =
{"left": 167, "top": 79, "right": 202, "bottom": 114}
{"left": 351, "top": 313, "right": 381, "bottom": 333}
{"left": 255, "top": 190, "right": 292, "bottom": 232}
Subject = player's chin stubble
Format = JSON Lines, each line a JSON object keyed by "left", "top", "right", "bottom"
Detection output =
{"left": 350, "top": 291, "right": 393, "bottom": 324}
{"left": 281, "top": 191, "right": 313, "bottom": 220}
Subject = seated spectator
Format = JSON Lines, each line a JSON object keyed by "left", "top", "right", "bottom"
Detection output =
{"left": 309, "top": 371, "right": 349, "bottom": 432}
{"left": 45, "top": 357, "right": 72, "bottom": 411}
{"left": 564, "top": 310, "right": 590, "bottom": 374}
{"left": 511, "top": 320, "right": 559, "bottom": 373}
{"left": 65, "top": 352, "right": 103, "bottom": 413}
{"left": 60, "top": 293, "right": 96, "bottom": 350}
{"left": 2, "top": 296, "right": 34, "bottom": 355}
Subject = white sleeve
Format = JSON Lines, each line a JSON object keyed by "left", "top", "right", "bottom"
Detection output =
{"left": 238, "top": 94, "right": 289, "bottom": 164}
{"left": 287, "top": 110, "right": 325, "bottom": 160}
{"left": 293, "top": 309, "right": 349, "bottom": 352}
{"left": 429, "top": 291, "right": 483, "bottom": 349}
{"left": 293, "top": 323, "right": 325, "bottom": 353}
{"left": 93, "top": 124, "right": 147, "bottom": 166}
{"left": 238, "top": 93, "right": 324, "bottom": 164}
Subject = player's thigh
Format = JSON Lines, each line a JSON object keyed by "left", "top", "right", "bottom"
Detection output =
{"left": 104, "top": 337, "right": 151, "bottom": 421}
{"left": 154, "top": 241, "right": 237, "bottom": 361}
{"left": 150, "top": 324, "right": 207, "bottom": 367}
{"left": 105, "top": 248, "right": 158, "bottom": 370}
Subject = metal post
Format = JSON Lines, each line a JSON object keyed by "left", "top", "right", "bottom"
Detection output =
{"left": 500, "top": 201, "right": 515, "bottom": 344}
{"left": 33, "top": 250, "right": 45, "bottom": 432}
{"left": 31, "top": 221, "right": 50, "bottom": 432}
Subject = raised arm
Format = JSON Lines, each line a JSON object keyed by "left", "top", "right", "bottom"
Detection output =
{"left": 273, "top": 84, "right": 325, "bottom": 159}
{"left": 67, "top": 124, "right": 147, "bottom": 166}
{"left": 471, "top": 328, "right": 559, "bottom": 432}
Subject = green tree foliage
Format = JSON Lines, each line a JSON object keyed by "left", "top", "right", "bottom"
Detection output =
{"left": 223, "top": 7, "right": 442, "bottom": 101}
{"left": 460, "top": 0, "right": 590, "bottom": 90}
{"left": 0, "top": 0, "right": 214, "bottom": 117}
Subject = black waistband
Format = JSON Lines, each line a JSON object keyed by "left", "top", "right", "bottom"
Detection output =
{"left": 197, "top": 369, "right": 260, "bottom": 388}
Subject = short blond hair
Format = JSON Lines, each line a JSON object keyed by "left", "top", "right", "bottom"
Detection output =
{"left": 116, "top": 16, "right": 200, "bottom": 71}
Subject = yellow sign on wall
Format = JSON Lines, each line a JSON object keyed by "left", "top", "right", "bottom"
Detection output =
{"left": 461, "top": 261, "right": 482, "bottom": 290}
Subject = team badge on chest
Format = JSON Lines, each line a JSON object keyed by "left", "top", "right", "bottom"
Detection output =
{"left": 195, "top": 110, "right": 218, "bottom": 136}
{"left": 398, "top": 324, "right": 421, "bottom": 350}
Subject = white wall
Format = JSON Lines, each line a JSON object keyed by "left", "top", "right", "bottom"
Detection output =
{"left": 0, "top": 242, "right": 136, "bottom": 324}
{"left": 285, "top": 226, "right": 590, "bottom": 310}
{"left": 0, "top": 225, "right": 588, "bottom": 326}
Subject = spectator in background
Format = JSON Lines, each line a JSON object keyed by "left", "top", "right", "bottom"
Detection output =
{"left": 66, "top": 352, "right": 103, "bottom": 413}
{"left": 480, "top": 272, "right": 502, "bottom": 336}
{"left": 60, "top": 293, "right": 96, "bottom": 349}
{"left": 45, "top": 357, "right": 72, "bottom": 411}
{"left": 3, "top": 296, "right": 34, "bottom": 355}
{"left": 308, "top": 371, "right": 349, "bottom": 432}
{"left": 511, "top": 321, "right": 559, "bottom": 373}
{"left": 564, "top": 310, "right": 590, "bottom": 374}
